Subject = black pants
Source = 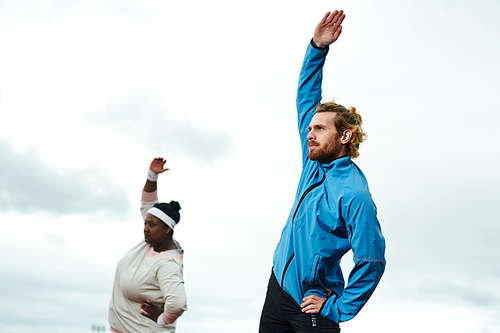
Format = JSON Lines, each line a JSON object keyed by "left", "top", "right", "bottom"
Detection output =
{"left": 259, "top": 271, "right": 340, "bottom": 333}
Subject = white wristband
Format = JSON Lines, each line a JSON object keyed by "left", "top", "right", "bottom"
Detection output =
{"left": 147, "top": 169, "right": 158, "bottom": 181}
{"left": 157, "top": 314, "right": 166, "bottom": 326}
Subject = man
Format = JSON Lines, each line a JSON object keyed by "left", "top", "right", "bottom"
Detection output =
{"left": 259, "top": 10, "right": 386, "bottom": 332}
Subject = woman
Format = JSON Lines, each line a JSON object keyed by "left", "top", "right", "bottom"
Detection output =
{"left": 108, "top": 157, "right": 187, "bottom": 333}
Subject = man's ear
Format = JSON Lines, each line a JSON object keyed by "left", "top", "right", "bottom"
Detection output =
{"left": 340, "top": 129, "right": 352, "bottom": 144}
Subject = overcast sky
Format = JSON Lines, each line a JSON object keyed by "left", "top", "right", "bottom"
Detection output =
{"left": 1, "top": 1, "right": 500, "bottom": 333}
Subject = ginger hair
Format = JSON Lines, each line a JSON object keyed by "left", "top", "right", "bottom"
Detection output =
{"left": 315, "top": 100, "right": 366, "bottom": 159}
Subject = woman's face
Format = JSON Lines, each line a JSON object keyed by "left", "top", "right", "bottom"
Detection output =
{"left": 144, "top": 214, "right": 170, "bottom": 246}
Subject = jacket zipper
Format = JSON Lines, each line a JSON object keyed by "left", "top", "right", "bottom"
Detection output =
{"left": 281, "top": 170, "right": 326, "bottom": 287}
{"left": 292, "top": 171, "right": 326, "bottom": 221}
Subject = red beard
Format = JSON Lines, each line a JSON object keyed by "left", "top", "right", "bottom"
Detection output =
{"left": 308, "top": 136, "right": 341, "bottom": 164}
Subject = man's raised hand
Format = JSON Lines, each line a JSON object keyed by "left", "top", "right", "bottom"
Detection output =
{"left": 313, "top": 10, "right": 345, "bottom": 49}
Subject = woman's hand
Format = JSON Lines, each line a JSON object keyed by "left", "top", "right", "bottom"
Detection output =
{"left": 140, "top": 301, "right": 164, "bottom": 322}
{"left": 150, "top": 157, "right": 169, "bottom": 174}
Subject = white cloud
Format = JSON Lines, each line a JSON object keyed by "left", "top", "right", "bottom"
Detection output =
{"left": 0, "top": 140, "right": 131, "bottom": 215}
{"left": 85, "top": 89, "right": 235, "bottom": 164}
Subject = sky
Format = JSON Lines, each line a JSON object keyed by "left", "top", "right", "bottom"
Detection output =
{"left": 1, "top": 0, "right": 500, "bottom": 332}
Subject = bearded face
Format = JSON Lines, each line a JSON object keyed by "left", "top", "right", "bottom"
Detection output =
{"left": 307, "top": 112, "right": 345, "bottom": 164}
{"left": 308, "top": 134, "right": 342, "bottom": 164}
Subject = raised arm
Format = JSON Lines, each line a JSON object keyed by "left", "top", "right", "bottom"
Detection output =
{"left": 296, "top": 11, "right": 345, "bottom": 164}
{"left": 141, "top": 158, "right": 170, "bottom": 218}
{"left": 144, "top": 157, "right": 169, "bottom": 193}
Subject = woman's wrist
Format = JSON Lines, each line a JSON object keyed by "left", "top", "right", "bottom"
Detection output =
{"left": 147, "top": 169, "right": 158, "bottom": 181}
{"left": 157, "top": 314, "right": 166, "bottom": 326}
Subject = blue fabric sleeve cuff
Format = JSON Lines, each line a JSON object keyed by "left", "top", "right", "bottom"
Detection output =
{"left": 310, "top": 38, "right": 329, "bottom": 50}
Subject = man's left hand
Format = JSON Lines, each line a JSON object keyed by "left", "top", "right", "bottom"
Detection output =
{"left": 301, "top": 295, "right": 326, "bottom": 314}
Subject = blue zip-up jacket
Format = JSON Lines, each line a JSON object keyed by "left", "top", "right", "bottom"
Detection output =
{"left": 272, "top": 40, "right": 386, "bottom": 323}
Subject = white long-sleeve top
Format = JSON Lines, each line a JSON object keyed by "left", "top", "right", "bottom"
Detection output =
{"left": 108, "top": 191, "right": 187, "bottom": 333}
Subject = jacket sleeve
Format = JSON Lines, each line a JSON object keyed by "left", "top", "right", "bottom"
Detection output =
{"left": 321, "top": 190, "right": 386, "bottom": 323}
{"left": 157, "top": 260, "right": 188, "bottom": 324}
{"left": 141, "top": 190, "right": 158, "bottom": 220}
{"left": 296, "top": 40, "right": 329, "bottom": 166}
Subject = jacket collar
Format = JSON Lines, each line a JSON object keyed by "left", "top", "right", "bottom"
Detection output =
{"left": 316, "top": 155, "right": 351, "bottom": 173}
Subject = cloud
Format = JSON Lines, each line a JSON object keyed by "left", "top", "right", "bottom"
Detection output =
{"left": 0, "top": 140, "right": 131, "bottom": 216}
{"left": 0, "top": 244, "right": 112, "bottom": 333}
{"left": 418, "top": 278, "right": 500, "bottom": 307}
{"left": 85, "top": 90, "right": 235, "bottom": 164}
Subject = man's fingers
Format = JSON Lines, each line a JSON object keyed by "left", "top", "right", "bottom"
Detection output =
{"left": 332, "top": 10, "right": 344, "bottom": 23}
{"left": 303, "top": 307, "right": 320, "bottom": 313}
{"left": 301, "top": 302, "right": 320, "bottom": 313}
{"left": 325, "top": 10, "right": 338, "bottom": 24}
{"left": 333, "top": 26, "right": 343, "bottom": 41}
{"left": 301, "top": 303, "right": 313, "bottom": 312}
{"left": 319, "top": 11, "right": 331, "bottom": 25}
{"left": 301, "top": 296, "right": 317, "bottom": 307}
{"left": 337, "top": 13, "right": 345, "bottom": 26}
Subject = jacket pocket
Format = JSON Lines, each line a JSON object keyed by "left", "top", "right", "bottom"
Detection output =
{"left": 306, "top": 254, "right": 321, "bottom": 285}
{"left": 294, "top": 214, "right": 327, "bottom": 241}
